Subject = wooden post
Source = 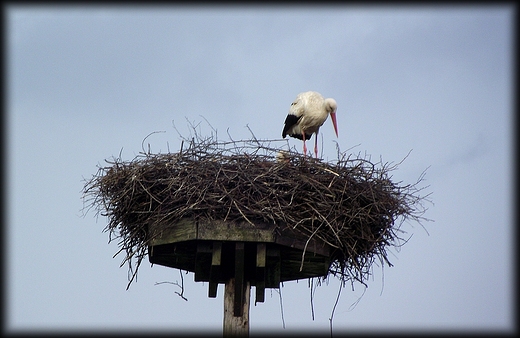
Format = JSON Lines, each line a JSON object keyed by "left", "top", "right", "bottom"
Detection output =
{"left": 223, "top": 277, "right": 250, "bottom": 337}
{"left": 223, "top": 242, "right": 250, "bottom": 336}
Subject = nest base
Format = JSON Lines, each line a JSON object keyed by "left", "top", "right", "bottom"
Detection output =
{"left": 148, "top": 219, "right": 332, "bottom": 303}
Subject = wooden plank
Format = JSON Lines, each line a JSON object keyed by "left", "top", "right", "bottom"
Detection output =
{"left": 278, "top": 246, "right": 330, "bottom": 282}
{"left": 194, "top": 241, "right": 212, "bottom": 282}
{"left": 209, "top": 242, "right": 222, "bottom": 298}
{"left": 149, "top": 218, "right": 332, "bottom": 259}
{"left": 274, "top": 231, "right": 330, "bottom": 257}
{"left": 147, "top": 242, "right": 198, "bottom": 272}
{"left": 255, "top": 243, "right": 266, "bottom": 303}
{"left": 198, "top": 219, "right": 274, "bottom": 242}
{"left": 148, "top": 219, "right": 332, "bottom": 258}
{"left": 266, "top": 246, "right": 281, "bottom": 288}
{"left": 148, "top": 219, "right": 197, "bottom": 246}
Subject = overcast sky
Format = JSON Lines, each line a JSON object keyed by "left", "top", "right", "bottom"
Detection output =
{"left": 6, "top": 4, "right": 514, "bottom": 335}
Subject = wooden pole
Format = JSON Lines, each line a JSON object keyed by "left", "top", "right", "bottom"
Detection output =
{"left": 223, "top": 277, "right": 250, "bottom": 337}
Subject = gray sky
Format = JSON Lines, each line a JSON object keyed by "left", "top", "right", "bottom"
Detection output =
{"left": 6, "top": 4, "right": 514, "bottom": 334}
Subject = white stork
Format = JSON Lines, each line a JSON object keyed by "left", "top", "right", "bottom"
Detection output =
{"left": 281, "top": 91, "right": 338, "bottom": 158}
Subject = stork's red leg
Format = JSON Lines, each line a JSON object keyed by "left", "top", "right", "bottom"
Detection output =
{"left": 314, "top": 131, "right": 319, "bottom": 158}
{"left": 302, "top": 131, "right": 307, "bottom": 156}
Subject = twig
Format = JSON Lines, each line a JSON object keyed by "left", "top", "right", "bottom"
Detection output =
{"left": 155, "top": 270, "right": 188, "bottom": 301}
{"left": 329, "top": 280, "right": 343, "bottom": 337}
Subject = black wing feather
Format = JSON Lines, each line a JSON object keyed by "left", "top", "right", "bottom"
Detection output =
{"left": 282, "top": 114, "right": 310, "bottom": 139}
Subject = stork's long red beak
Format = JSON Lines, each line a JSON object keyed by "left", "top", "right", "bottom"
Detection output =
{"left": 330, "top": 112, "right": 338, "bottom": 137}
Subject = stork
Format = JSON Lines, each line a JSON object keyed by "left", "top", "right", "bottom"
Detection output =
{"left": 282, "top": 91, "right": 338, "bottom": 158}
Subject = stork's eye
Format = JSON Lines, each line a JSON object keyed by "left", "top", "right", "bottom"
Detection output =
{"left": 291, "top": 102, "right": 296, "bottom": 106}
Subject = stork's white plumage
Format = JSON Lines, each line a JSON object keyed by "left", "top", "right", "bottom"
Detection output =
{"left": 282, "top": 91, "right": 338, "bottom": 157}
{"left": 275, "top": 150, "right": 291, "bottom": 163}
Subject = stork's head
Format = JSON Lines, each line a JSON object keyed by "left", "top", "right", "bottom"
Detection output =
{"left": 325, "top": 98, "right": 338, "bottom": 137}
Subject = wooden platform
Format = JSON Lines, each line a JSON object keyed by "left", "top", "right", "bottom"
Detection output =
{"left": 147, "top": 219, "right": 333, "bottom": 315}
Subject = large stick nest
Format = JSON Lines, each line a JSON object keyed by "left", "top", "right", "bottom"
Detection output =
{"left": 82, "top": 132, "right": 431, "bottom": 289}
